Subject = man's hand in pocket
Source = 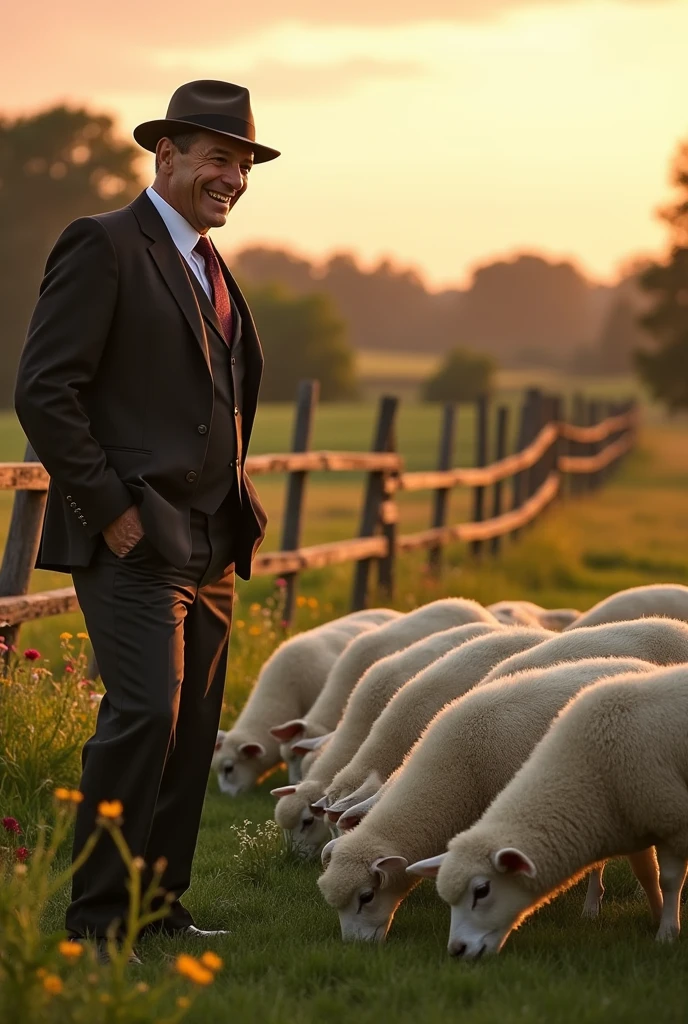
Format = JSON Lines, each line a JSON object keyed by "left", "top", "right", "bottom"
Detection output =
{"left": 102, "top": 505, "right": 145, "bottom": 557}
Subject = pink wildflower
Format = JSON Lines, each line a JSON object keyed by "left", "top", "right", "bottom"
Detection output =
{"left": 275, "top": 577, "right": 287, "bottom": 589}
{"left": 2, "top": 817, "right": 22, "bottom": 835}
{"left": 23, "top": 649, "right": 41, "bottom": 661}
{"left": 15, "top": 847, "right": 30, "bottom": 863}
{"left": 64, "top": 665, "right": 74, "bottom": 674}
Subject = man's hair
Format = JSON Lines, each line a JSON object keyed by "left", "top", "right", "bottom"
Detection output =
{"left": 154, "top": 131, "right": 202, "bottom": 172}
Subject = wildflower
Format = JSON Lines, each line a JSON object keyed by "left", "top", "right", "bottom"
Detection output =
{"left": 14, "top": 864, "right": 28, "bottom": 878}
{"left": 175, "top": 954, "right": 214, "bottom": 986}
{"left": 54, "top": 788, "right": 83, "bottom": 804}
{"left": 296, "top": 596, "right": 307, "bottom": 608}
{"left": 0, "top": 642, "right": 7, "bottom": 653}
{"left": 177, "top": 996, "right": 191, "bottom": 1009}
{"left": 249, "top": 602, "right": 261, "bottom": 614}
{"left": 2, "top": 816, "right": 22, "bottom": 834}
{"left": 275, "top": 577, "right": 287, "bottom": 588}
{"left": 153, "top": 856, "right": 168, "bottom": 874}
{"left": 135, "top": 982, "right": 149, "bottom": 993}
{"left": 307, "top": 597, "right": 318, "bottom": 610}
{"left": 77, "top": 632, "right": 89, "bottom": 640}
{"left": 58, "top": 940, "right": 84, "bottom": 960}
{"left": 248, "top": 625, "right": 262, "bottom": 636}
{"left": 60, "top": 632, "right": 73, "bottom": 641}
{"left": 15, "top": 846, "right": 30, "bottom": 863}
{"left": 200, "top": 951, "right": 223, "bottom": 972}
{"left": 280, "top": 619, "right": 289, "bottom": 629}
{"left": 64, "top": 664, "right": 74, "bottom": 674}
{"left": 97, "top": 799, "right": 123, "bottom": 820}
{"left": 235, "top": 620, "right": 245, "bottom": 629}
{"left": 42, "top": 974, "right": 63, "bottom": 995}
{"left": 132, "top": 856, "right": 146, "bottom": 872}
{"left": 23, "top": 648, "right": 41, "bottom": 661}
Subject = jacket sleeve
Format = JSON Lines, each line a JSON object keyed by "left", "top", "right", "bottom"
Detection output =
{"left": 14, "top": 216, "right": 133, "bottom": 536}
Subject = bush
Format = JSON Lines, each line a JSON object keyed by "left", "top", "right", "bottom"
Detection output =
{"left": 244, "top": 284, "right": 358, "bottom": 401}
{"left": 422, "top": 347, "right": 496, "bottom": 403}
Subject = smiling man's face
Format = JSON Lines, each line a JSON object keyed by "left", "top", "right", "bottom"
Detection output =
{"left": 155, "top": 130, "right": 254, "bottom": 232}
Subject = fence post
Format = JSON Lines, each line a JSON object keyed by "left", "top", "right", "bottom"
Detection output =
{"left": 279, "top": 379, "right": 320, "bottom": 625}
{"left": 570, "top": 393, "right": 586, "bottom": 496}
{"left": 587, "top": 400, "right": 601, "bottom": 491}
{"left": 511, "top": 391, "right": 535, "bottom": 540}
{"left": 0, "top": 443, "right": 47, "bottom": 659}
{"left": 470, "top": 394, "right": 489, "bottom": 558}
{"left": 490, "top": 405, "right": 509, "bottom": 557}
{"left": 428, "top": 402, "right": 457, "bottom": 577}
{"left": 549, "top": 394, "right": 563, "bottom": 499}
{"left": 526, "top": 389, "right": 545, "bottom": 499}
{"left": 352, "top": 395, "right": 399, "bottom": 610}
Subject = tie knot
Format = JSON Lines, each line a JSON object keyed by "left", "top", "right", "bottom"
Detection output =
{"left": 193, "top": 235, "right": 214, "bottom": 259}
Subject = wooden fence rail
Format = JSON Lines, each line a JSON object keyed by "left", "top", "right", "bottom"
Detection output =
{"left": 0, "top": 385, "right": 639, "bottom": 642}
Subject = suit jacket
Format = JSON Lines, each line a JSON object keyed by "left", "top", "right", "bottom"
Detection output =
{"left": 14, "top": 190, "right": 267, "bottom": 580}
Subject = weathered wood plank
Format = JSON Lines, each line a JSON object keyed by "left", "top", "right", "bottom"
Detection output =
{"left": 0, "top": 587, "right": 80, "bottom": 627}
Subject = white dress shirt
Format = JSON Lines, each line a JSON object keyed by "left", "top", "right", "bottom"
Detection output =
{"left": 145, "top": 186, "right": 212, "bottom": 301}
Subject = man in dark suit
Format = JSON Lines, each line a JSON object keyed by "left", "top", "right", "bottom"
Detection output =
{"left": 14, "top": 80, "right": 279, "bottom": 954}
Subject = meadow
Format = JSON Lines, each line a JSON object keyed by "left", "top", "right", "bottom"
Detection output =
{"left": 2, "top": 393, "right": 688, "bottom": 1023}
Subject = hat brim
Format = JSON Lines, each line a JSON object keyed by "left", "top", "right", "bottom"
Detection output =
{"left": 133, "top": 118, "right": 280, "bottom": 163}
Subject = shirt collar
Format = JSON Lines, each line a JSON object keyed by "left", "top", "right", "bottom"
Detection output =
{"left": 146, "top": 186, "right": 200, "bottom": 259}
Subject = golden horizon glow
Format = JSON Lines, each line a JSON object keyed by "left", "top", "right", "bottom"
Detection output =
{"left": 4, "top": 0, "right": 687, "bottom": 289}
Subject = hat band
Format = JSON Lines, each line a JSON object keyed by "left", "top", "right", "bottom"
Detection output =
{"left": 171, "top": 112, "right": 256, "bottom": 143}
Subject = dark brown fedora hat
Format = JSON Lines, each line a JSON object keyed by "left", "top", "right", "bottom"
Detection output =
{"left": 133, "top": 79, "right": 280, "bottom": 163}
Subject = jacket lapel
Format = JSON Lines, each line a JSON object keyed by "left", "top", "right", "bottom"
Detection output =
{"left": 129, "top": 191, "right": 211, "bottom": 371}
{"left": 216, "top": 250, "right": 264, "bottom": 451}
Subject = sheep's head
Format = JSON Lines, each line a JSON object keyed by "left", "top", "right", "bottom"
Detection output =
{"left": 272, "top": 780, "right": 331, "bottom": 857}
{"left": 408, "top": 831, "right": 539, "bottom": 959}
{"left": 212, "top": 732, "right": 268, "bottom": 796}
{"left": 318, "top": 836, "right": 411, "bottom": 942}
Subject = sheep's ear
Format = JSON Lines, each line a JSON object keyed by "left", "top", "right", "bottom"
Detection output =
{"left": 214, "top": 730, "right": 227, "bottom": 752}
{"left": 310, "top": 796, "right": 328, "bottom": 818}
{"left": 492, "top": 847, "right": 537, "bottom": 878}
{"left": 270, "top": 785, "right": 298, "bottom": 798}
{"left": 321, "top": 837, "right": 339, "bottom": 868}
{"left": 290, "top": 732, "right": 333, "bottom": 756}
{"left": 270, "top": 719, "right": 307, "bottom": 743}
{"left": 238, "top": 742, "right": 265, "bottom": 760}
{"left": 326, "top": 808, "right": 342, "bottom": 824}
{"left": 371, "top": 856, "right": 409, "bottom": 888}
{"left": 405, "top": 854, "right": 447, "bottom": 879}
{"left": 337, "top": 810, "right": 363, "bottom": 831}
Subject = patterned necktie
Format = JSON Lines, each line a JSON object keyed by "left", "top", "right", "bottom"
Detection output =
{"left": 193, "top": 235, "right": 233, "bottom": 345}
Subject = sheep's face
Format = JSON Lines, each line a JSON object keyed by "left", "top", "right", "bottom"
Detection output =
{"left": 272, "top": 783, "right": 331, "bottom": 858}
{"left": 429, "top": 842, "right": 538, "bottom": 959}
{"left": 319, "top": 841, "right": 410, "bottom": 942}
{"left": 212, "top": 735, "right": 267, "bottom": 796}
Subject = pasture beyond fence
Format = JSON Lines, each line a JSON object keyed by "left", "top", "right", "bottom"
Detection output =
{"left": 0, "top": 383, "right": 638, "bottom": 645}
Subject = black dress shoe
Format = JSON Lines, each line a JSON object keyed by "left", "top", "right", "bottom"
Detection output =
{"left": 67, "top": 936, "right": 143, "bottom": 966}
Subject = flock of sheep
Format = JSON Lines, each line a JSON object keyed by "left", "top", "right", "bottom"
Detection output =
{"left": 212, "top": 583, "right": 688, "bottom": 958}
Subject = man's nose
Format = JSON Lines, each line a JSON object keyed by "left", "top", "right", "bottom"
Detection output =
{"left": 220, "top": 164, "right": 244, "bottom": 193}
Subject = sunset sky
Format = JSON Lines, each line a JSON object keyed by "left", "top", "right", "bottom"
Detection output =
{"left": 7, "top": 0, "right": 688, "bottom": 289}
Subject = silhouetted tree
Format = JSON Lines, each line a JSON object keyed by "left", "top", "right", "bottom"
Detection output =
{"left": 0, "top": 105, "right": 142, "bottom": 407}
{"left": 246, "top": 284, "right": 357, "bottom": 401}
{"left": 637, "top": 141, "right": 688, "bottom": 410}
{"left": 423, "top": 347, "right": 497, "bottom": 403}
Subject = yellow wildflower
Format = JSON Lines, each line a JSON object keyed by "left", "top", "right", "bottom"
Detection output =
{"left": 249, "top": 602, "right": 261, "bottom": 614}
{"left": 132, "top": 856, "right": 146, "bottom": 872}
{"left": 60, "top": 632, "right": 73, "bottom": 641}
{"left": 58, "top": 940, "right": 83, "bottom": 960}
{"left": 70, "top": 790, "right": 84, "bottom": 803}
{"left": 97, "top": 799, "right": 123, "bottom": 819}
{"left": 235, "top": 620, "right": 245, "bottom": 629}
{"left": 200, "top": 951, "right": 223, "bottom": 972}
{"left": 248, "top": 625, "right": 261, "bottom": 636}
{"left": 177, "top": 996, "right": 191, "bottom": 1009}
{"left": 136, "top": 982, "right": 149, "bottom": 993}
{"left": 42, "top": 974, "right": 63, "bottom": 995}
{"left": 77, "top": 632, "right": 89, "bottom": 640}
{"left": 307, "top": 597, "right": 318, "bottom": 609}
{"left": 36, "top": 968, "right": 47, "bottom": 979}
{"left": 54, "top": 787, "right": 84, "bottom": 804}
{"left": 296, "top": 595, "right": 307, "bottom": 608}
{"left": 175, "top": 954, "right": 214, "bottom": 986}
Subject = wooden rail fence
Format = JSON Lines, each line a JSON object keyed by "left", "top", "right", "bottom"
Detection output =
{"left": 0, "top": 385, "right": 638, "bottom": 645}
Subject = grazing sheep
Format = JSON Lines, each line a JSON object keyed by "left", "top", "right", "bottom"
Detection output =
{"left": 270, "top": 598, "right": 499, "bottom": 756}
{"left": 212, "top": 608, "right": 398, "bottom": 795}
{"left": 324, "top": 627, "right": 550, "bottom": 816}
{"left": 271, "top": 622, "right": 499, "bottom": 856}
{"left": 564, "top": 583, "right": 688, "bottom": 630}
{"left": 482, "top": 617, "right": 688, "bottom": 686}
{"left": 488, "top": 601, "right": 580, "bottom": 631}
{"left": 320, "top": 656, "right": 654, "bottom": 942}
{"left": 424, "top": 664, "right": 688, "bottom": 958}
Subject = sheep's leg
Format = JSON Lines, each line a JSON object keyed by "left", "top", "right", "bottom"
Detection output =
{"left": 581, "top": 865, "right": 605, "bottom": 918}
{"left": 627, "top": 847, "right": 662, "bottom": 926}
{"left": 654, "top": 846, "right": 687, "bottom": 942}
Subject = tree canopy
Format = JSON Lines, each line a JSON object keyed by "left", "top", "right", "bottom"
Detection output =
{"left": 423, "top": 347, "right": 497, "bottom": 403}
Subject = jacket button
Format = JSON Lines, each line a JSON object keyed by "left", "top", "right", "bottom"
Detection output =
{"left": 197, "top": 424, "right": 208, "bottom": 435}
{"left": 186, "top": 471, "right": 198, "bottom": 483}
{"left": 70, "top": 502, "right": 77, "bottom": 508}
{"left": 231, "top": 357, "right": 236, "bottom": 365}
{"left": 66, "top": 495, "right": 73, "bottom": 501}
{"left": 82, "top": 521, "right": 88, "bottom": 527}
{"left": 234, "top": 406, "right": 239, "bottom": 416}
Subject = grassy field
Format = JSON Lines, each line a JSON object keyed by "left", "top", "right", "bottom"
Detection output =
{"left": 2, "top": 400, "right": 688, "bottom": 1022}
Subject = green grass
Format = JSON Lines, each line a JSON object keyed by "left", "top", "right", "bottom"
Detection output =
{"left": 3, "top": 398, "right": 688, "bottom": 1021}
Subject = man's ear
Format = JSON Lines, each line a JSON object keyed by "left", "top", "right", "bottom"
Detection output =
{"left": 492, "top": 848, "right": 537, "bottom": 878}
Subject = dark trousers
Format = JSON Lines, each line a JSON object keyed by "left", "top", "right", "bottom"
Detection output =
{"left": 66, "top": 501, "right": 236, "bottom": 938}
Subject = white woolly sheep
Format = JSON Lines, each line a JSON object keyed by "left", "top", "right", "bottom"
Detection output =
{"left": 324, "top": 626, "right": 550, "bottom": 817}
{"left": 270, "top": 598, "right": 499, "bottom": 757}
{"left": 564, "top": 583, "right": 688, "bottom": 630}
{"left": 482, "top": 616, "right": 688, "bottom": 685}
{"left": 319, "top": 656, "right": 655, "bottom": 942}
{"left": 424, "top": 663, "right": 688, "bottom": 958}
{"left": 212, "top": 608, "right": 398, "bottom": 795}
{"left": 271, "top": 622, "right": 500, "bottom": 856}
{"left": 488, "top": 601, "right": 580, "bottom": 631}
